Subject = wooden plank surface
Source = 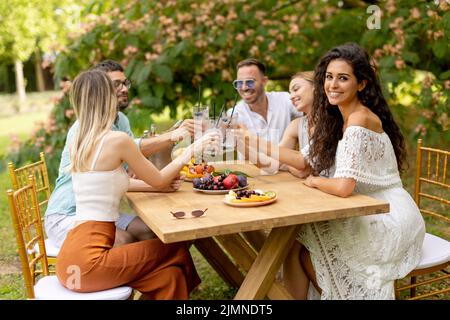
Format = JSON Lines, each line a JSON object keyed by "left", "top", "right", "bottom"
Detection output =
{"left": 126, "top": 162, "right": 389, "bottom": 243}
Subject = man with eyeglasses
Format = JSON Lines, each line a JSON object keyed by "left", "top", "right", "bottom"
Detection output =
{"left": 45, "top": 60, "right": 195, "bottom": 249}
{"left": 229, "top": 58, "right": 301, "bottom": 144}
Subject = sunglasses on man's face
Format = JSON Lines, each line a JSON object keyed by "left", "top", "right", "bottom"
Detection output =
{"left": 170, "top": 208, "right": 208, "bottom": 219}
{"left": 232, "top": 79, "right": 256, "bottom": 90}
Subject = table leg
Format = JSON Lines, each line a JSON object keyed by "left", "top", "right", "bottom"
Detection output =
{"left": 193, "top": 238, "right": 244, "bottom": 288}
{"left": 234, "top": 225, "right": 301, "bottom": 300}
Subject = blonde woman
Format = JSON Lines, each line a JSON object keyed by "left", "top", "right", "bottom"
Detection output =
{"left": 55, "top": 69, "right": 219, "bottom": 299}
{"left": 277, "top": 71, "right": 315, "bottom": 178}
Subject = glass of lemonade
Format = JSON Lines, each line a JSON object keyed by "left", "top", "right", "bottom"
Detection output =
{"left": 202, "top": 119, "right": 223, "bottom": 161}
{"left": 193, "top": 105, "right": 209, "bottom": 141}
{"left": 218, "top": 111, "right": 239, "bottom": 161}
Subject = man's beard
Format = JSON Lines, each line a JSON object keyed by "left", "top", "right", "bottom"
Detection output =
{"left": 117, "top": 96, "right": 129, "bottom": 111}
{"left": 242, "top": 87, "right": 263, "bottom": 105}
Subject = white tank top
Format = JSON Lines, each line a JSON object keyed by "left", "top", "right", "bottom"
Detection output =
{"left": 297, "top": 116, "right": 309, "bottom": 150}
{"left": 72, "top": 133, "right": 130, "bottom": 222}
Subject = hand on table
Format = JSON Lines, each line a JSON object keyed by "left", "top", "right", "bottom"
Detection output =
{"left": 303, "top": 175, "right": 317, "bottom": 188}
{"left": 159, "top": 174, "right": 185, "bottom": 192}
{"left": 288, "top": 166, "right": 310, "bottom": 179}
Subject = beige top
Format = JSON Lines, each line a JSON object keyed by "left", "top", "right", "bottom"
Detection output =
{"left": 72, "top": 134, "right": 130, "bottom": 222}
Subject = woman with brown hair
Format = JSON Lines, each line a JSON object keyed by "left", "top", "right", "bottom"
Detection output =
{"left": 289, "top": 43, "right": 425, "bottom": 299}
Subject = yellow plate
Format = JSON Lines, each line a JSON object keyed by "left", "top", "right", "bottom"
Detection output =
{"left": 223, "top": 195, "right": 277, "bottom": 207}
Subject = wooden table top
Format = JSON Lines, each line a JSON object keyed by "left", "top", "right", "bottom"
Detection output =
{"left": 126, "top": 162, "right": 389, "bottom": 243}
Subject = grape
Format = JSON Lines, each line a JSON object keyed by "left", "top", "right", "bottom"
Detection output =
{"left": 193, "top": 178, "right": 202, "bottom": 188}
{"left": 203, "top": 173, "right": 213, "bottom": 182}
{"left": 237, "top": 175, "right": 247, "bottom": 187}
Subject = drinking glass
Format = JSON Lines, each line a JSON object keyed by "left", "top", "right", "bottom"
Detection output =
{"left": 218, "top": 111, "right": 239, "bottom": 154}
{"left": 193, "top": 105, "right": 209, "bottom": 141}
{"left": 202, "top": 119, "right": 223, "bottom": 161}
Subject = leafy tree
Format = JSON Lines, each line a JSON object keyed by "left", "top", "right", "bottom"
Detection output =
{"left": 0, "top": 0, "right": 87, "bottom": 102}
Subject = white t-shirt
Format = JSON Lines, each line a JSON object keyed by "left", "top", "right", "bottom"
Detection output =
{"left": 228, "top": 91, "right": 302, "bottom": 143}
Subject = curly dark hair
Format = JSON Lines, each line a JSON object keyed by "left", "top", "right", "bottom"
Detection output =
{"left": 308, "top": 43, "right": 406, "bottom": 174}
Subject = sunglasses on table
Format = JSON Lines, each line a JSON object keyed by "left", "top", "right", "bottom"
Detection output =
{"left": 232, "top": 79, "right": 256, "bottom": 90}
{"left": 112, "top": 79, "right": 132, "bottom": 90}
{"left": 170, "top": 208, "right": 208, "bottom": 219}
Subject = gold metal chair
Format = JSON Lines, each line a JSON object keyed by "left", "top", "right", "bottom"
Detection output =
{"left": 8, "top": 152, "right": 51, "bottom": 212}
{"left": 7, "top": 176, "right": 132, "bottom": 300}
{"left": 8, "top": 152, "right": 59, "bottom": 265}
{"left": 395, "top": 139, "right": 450, "bottom": 300}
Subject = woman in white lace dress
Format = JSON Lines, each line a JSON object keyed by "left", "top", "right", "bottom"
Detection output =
{"left": 286, "top": 43, "right": 425, "bottom": 299}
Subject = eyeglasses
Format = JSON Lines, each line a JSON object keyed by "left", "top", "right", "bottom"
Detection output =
{"left": 170, "top": 208, "right": 208, "bottom": 219}
{"left": 232, "top": 79, "right": 256, "bottom": 90}
{"left": 112, "top": 79, "right": 131, "bottom": 90}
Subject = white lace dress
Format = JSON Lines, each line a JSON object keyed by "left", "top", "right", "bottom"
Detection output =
{"left": 298, "top": 126, "right": 425, "bottom": 300}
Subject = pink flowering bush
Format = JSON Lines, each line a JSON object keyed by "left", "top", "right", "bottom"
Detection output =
{"left": 8, "top": 0, "right": 449, "bottom": 181}
{"left": 54, "top": 0, "right": 449, "bottom": 144}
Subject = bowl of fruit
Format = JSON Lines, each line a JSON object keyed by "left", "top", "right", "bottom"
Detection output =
{"left": 180, "top": 158, "right": 215, "bottom": 181}
{"left": 223, "top": 189, "right": 277, "bottom": 207}
{"left": 192, "top": 171, "right": 249, "bottom": 194}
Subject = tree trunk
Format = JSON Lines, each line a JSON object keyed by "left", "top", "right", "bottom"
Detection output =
{"left": 14, "top": 59, "right": 26, "bottom": 110}
{"left": 35, "top": 49, "right": 45, "bottom": 92}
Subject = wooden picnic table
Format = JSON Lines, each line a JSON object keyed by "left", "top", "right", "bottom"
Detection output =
{"left": 126, "top": 162, "right": 389, "bottom": 300}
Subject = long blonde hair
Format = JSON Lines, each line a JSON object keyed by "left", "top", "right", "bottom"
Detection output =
{"left": 69, "top": 70, "right": 117, "bottom": 172}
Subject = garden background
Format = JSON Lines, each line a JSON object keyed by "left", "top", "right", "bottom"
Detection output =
{"left": 0, "top": 0, "right": 448, "bottom": 299}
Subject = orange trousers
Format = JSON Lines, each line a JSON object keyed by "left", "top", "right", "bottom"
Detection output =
{"left": 56, "top": 221, "right": 201, "bottom": 299}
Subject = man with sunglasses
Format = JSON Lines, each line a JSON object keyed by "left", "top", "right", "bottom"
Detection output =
{"left": 230, "top": 58, "right": 301, "bottom": 144}
{"left": 45, "top": 60, "right": 195, "bottom": 249}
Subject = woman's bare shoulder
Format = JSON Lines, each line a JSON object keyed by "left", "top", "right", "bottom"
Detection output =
{"left": 287, "top": 118, "right": 301, "bottom": 132}
{"left": 347, "top": 108, "right": 383, "bottom": 133}
{"left": 106, "top": 131, "right": 134, "bottom": 147}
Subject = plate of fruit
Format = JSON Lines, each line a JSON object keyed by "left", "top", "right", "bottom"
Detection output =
{"left": 180, "top": 159, "right": 215, "bottom": 181}
{"left": 192, "top": 172, "right": 249, "bottom": 194}
{"left": 223, "top": 189, "right": 277, "bottom": 207}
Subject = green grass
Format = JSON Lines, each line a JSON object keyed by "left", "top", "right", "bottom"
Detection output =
{"left": 0, "top": 274, "right": 25, "bottom": 300}
{"left": 0, "top": 170, "right": 27, "bottom": 300}
{"left": 0, "top": 91, "right": 57, "bottom": 118}
{"left": 0, "top": 91, "right": 55, "bottom": 156}
{"left": 189, "top": 247, "right": 238, "bottom": 300}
